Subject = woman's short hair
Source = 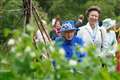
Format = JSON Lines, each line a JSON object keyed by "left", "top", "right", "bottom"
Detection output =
{"left": 86, "top": 6, "right": 101, "bottom": 16}
{"left": 53, "top": 18, "right": 62, "bottom": 27}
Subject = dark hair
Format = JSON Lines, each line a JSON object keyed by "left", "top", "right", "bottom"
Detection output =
{"left": 86, "top": 6, "right": 101, "bottom": 16}
{"left": 78, "top": 15, "right": 84, "bottom": 19}
{"left": 53, "top": 18, "right": 62, "bottom": 27}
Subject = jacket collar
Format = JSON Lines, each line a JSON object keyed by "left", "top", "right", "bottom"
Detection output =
{"left": 85, "top": 22, "right": 99, "bottom": 34}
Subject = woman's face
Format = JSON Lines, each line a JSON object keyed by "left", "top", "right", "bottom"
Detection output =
{"left": 63, "top": 30, "right": 75, "bottom": 40}
{"left": 55, "top": 21, "right": 61, "bottom": 29}
{"left": 88, "top": 11, "right": 99, "bottom": 27}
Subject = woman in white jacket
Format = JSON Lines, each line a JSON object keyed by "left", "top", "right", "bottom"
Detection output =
{"left": 102, "top": 18, "right": 117, "bottom": 56}
{"left": 77, "top": 6, "right": 108, "bottom": 57}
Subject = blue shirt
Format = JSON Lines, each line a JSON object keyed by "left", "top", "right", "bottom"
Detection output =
{"left": 55, "top": 36, "right": 86, "bottom": 61}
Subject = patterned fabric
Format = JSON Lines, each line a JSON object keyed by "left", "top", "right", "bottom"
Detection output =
{"left": 55, "top": 36, "right": 86, "bottom": 61}
{"left": 61, "top": 20, "right": 78, "bottom": 32}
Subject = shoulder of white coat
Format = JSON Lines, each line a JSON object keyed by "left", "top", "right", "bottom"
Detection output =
{"left": 77, "top": 25, "right": 86, "bottom": 34}
{"left": 99, "top": 26, "right": 105, "bottom": 30}
{"left": 110, "top": 31, "right": 116, "bottom": 36}
{"left": 78, "top": 25, "right": 86, "bottom": 30}
{"left": 99, "top": 27, "right": 107, "bottom": 33}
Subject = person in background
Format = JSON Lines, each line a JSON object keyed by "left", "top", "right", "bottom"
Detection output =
{"left": 117, "top": 35, "right": 120, "bottom": 44}
{"left": 77, "top": 6, "right": 108, "bottom": 57}
{"left": 52, "top": 15, "right": 60, "bottom": 27}
{"left": 116, "top": 24, "right": 120, "bottom": 44}
{"left": 102, "top": 18, "right": 117, "bottom": 57}
{"left": 74, "top": 15, "right": 84, "bottom": 35}
{"left": 55, "top": 21, "right": 86, "bottom": 62}
{"left": 75, "top": 14, "right": 84, "bottom": 28}
{"left": 100, "top": 18, "right": 117, "bottom": 72}
{"left": 34, "top": 19, "right": 49, "bottom": 43}
{"left": 50, "top": 17, "right": 62, "bottom": 40}
{"left": 115, "top": 50, "right": 120, "bottom": 72}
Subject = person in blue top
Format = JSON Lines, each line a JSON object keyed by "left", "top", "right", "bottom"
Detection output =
{"left": 55, "top": 20, "right": 86, "bottom": 62}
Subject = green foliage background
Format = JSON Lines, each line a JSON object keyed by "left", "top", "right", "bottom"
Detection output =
{"left": 0, "top": 0, "right": 120, "bottom": 80}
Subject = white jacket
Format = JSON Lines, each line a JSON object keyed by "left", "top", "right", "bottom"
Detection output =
{"left": 77, "top": 23, "right": 108, "bottom": 57}
{"left": 106, "top": 30, "right": 117, "bottom": 56}
{"left": 35, "top": 30, "right": 49, "bottom": 43}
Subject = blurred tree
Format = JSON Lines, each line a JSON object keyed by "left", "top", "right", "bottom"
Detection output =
{"left": 0, "top": 0, "right": 120, "bottom": 80}
{"left": 0, "top": 0, "right": 22, "bottom": 47}
{"left": 38, "top": 0, "right": 118, "bottom": 21}
{"left": 114, "top": 0, "right": 120, "bottom": 16}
